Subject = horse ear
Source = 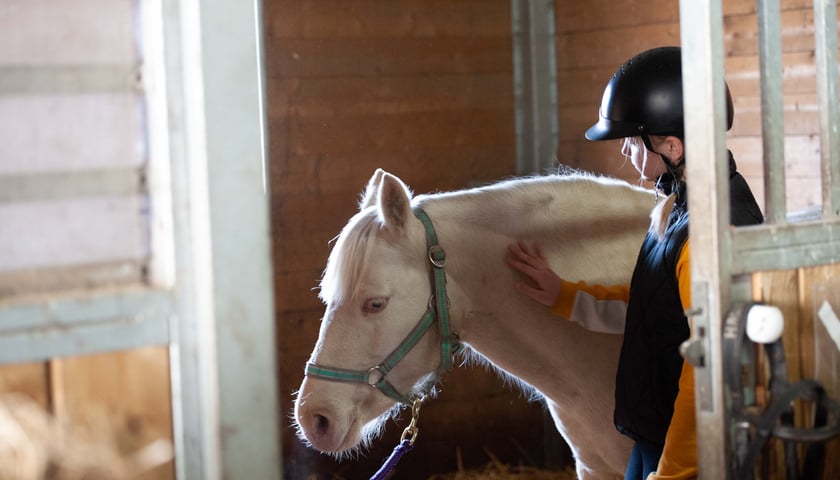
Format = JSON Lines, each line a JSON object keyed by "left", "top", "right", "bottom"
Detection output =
{"left": 377, "top": 172, "right": 413, "bottom": 232}
{"left": 359, "top": 168, "right": 386, "bottom": 210}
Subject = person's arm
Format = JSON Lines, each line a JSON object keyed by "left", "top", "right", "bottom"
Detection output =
{"left": 649, "top": 241, "right": 698, "bottom": 479}
{"left": 553, "top": 279, "right": 629, "bottom": 334}
{"left": 506, "top": 241, "right": 629, "bottom": 334}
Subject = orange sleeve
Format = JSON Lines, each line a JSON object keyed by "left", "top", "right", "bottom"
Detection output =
{"left": 650, "top": 242, "right": 698, "bottom": 479}
{"left": 551, "top": 279, "right": 630, "bottom": 319}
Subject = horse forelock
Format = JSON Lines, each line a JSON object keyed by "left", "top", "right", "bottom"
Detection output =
{"left": 319, "top": 207, "right": 381, "bottom": 306}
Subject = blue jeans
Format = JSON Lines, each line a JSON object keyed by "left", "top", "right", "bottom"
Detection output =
{"left": 625, "top": 439, "right": 664, "bottom": 480}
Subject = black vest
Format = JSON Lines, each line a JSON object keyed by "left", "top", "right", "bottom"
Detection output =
{"left": 613, "top": 153, "right": 763, "bottom": 445}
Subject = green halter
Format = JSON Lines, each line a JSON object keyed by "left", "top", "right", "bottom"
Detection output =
{"left": 305, "top": 206, "right": 460, "bottom": 405}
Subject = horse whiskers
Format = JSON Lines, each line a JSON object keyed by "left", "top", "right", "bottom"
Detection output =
{"left": 312, "top": 403, "right": 401, "bottom": 461}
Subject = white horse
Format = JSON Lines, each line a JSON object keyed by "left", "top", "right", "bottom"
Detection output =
{"left": 295, "top": 168, "right": 655, "bottom": 479}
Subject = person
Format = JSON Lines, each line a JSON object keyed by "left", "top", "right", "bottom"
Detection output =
{"left": 506, "top": 46, "right": 763, "bottom": 480}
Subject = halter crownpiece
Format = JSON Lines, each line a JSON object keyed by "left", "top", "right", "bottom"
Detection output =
{"left": 304, "top": 206, "right": 460, "bottom": 405}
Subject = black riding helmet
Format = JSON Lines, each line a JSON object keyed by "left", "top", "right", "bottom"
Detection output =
{"left": 585, "top": 46, "right": 734, "bottom": 152}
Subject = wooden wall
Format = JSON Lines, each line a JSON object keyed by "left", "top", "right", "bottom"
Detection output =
{"left": 266, "top": 0, "right": 838, "bottom": 478}
{"left": 556, "top": 0, "right": 828, "bottom": 214}
{"left": 263, "top": 1, "right": 564, "bottom": 479}
{"left": 753, "top": 267, "right": 840, "bottom": 478}
{"left": 0, "top": 347, "right": 175, "bottom": 479}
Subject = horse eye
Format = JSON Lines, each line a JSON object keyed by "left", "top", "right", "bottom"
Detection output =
{"left": 362, "top": 298, "right": 388, "bottom": 314}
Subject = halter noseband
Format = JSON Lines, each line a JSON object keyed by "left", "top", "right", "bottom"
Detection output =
{"left": 304, "top": 206, "right": 460, "bottom": 406}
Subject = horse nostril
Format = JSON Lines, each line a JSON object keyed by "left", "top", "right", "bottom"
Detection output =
{"left": 313, "top": 413, "right": 330, "bottom": 436}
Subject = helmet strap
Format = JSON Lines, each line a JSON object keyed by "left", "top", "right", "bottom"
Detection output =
{"left": 641, "top": 132, "right": 685, "bottom": 179}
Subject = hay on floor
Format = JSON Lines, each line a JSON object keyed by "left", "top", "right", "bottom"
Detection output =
{"left": 427, "top": 447, "right": 576, "bottom": 480}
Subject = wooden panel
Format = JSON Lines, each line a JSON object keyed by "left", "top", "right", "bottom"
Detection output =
{"left": 268, "top": 75, "right": 513, "bottom": 114}
{"left": 556, "top": 1, "right": 826, "bottom": 216}
{"left": 0, "top": 94, "right": 144, "bottom": 174}
{"left": 555, "top": 0, "right": 814, "bottom": 33}
{"left": 801, "top": 268, "right": 840, "bottom": 479}
{"left": 727, "top": 135, "right": 820, "bottom": 178}
{"left": 270, "top": 38, "right": 512, "bottom": 78}
{"left": 266, "top": 0, "right": 550, "bottom": 476}
{"left": 0, "top": 348, "right": 174, "bottom": 479}
{"left": 270, "top": 109, "right": 513, "bottom": 156}
{"left": 0, "top": 362, "right": 50, "bottom": 408}
{"left": 731, "top": 93, "right": 823, "bottom": 137}
{"left": 556, "top": 0, "right": 677, "bottom": 33}
{"left": 266, "top": 0, "right": 511, "bottom": 39}
{"left": 0, "top": 197, "right": 146, "bottom": 273}
{"left": 557, "top": 23, "right": 682, "bottom": 71}
{"left": 271, "top": 146, "right": 515, "bottom": 197}
{"left": 0, "top": 0, "right": 135, "bottom": 65}
{"left": 753, "top": 265, "right": 840, "bottom": 479}
{"left": 725, "top": 52, "right": 824, "bottom": 98}
{"left": 57, "top": 347, "right": 175, "bottom": 479}
{"left": 270, "top": 0, "right": 836, "bottom": 476}
{"left": 724, "top": 8, "right": 831, "bottom": 57}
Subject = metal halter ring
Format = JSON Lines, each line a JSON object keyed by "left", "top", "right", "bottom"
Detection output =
{"left": 427, "top": 294, "right": 450, "bottom": 311}
{"left": 367, "top": 365, "right": 387, "bottom": 386}
{"left": 428, "top": 245, "right": 446, "bottom": 268}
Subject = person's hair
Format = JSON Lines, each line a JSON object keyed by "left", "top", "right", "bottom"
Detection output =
{"left": 650, "top": 191, "right": 678, "bottom": 240}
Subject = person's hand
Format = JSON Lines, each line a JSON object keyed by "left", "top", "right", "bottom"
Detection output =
{"left": 505, "top": 240, "right": 562, "bottom": 307}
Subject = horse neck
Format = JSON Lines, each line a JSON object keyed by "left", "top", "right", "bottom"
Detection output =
{"left": 415, "top": 177, "right": 646, "bottom": 398}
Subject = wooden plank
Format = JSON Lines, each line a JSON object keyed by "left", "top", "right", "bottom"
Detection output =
{"left": 753, "top": 270, "right": 801, "bottom": 479}
{"left": 270, "top": 109, "right": 514, "bottom": 157}
{"left": 557, "top": 52, "right": 821, "bottom": 109}
{"left": 56, "top": 347, "right": 175, "bottom": 479}
{"left": 727, "top": 135, "right": 820, "bottom": 178}
{"left": 800, "top": 265, "right": 840, "bottom": 479}
{"left": 725, "top": 52, "right": 824, "bottom": 98}
{"left": 274, "top": 268, "right": 330, "bottom": 312}
{"left": 0, "top": 362, "right": 50, "bottom": 408}
{"left": 0, "top": 197, "right": 146, "bottom": 273}
{"left": 267, "top": 75, "right": 513, "bottom": 114}
{"left": 270, "top": 146, "right": 516, "bottom": 196}
{"left": 557, "top": 65, "right": 616, "bottom": 107}
{"left": 0, "top": 0, "right": 135, "bottom": 66}
{"left": 270, "top": 37, "right": 512, "bottom": 78}
{"left": 554, "top": 0, "right": 813, "bottom": 34}
{"left": 724, "top": 9, "right": 832, "bottom": 57}
{"left": 557, "top": 23, "right": 681, "bottom": 71}
{"left": 276, "top": 310, "right": 322, "bottom": 382}
{"left": 556, "top": 0, "right": 677, "bottom": 34}
{"left": 556, "top": 7, "right": 829, "bottom": 70}
{"left": 725, "top": 0, "right": 816, "bottom": 16}
{"left": 754, "top": 265, "right": 840, "bottom": 478}
{"left": 730, "top": 93, "right": 823, "bottom": 137}
{"left": 267, "top": 0, "right": 511, "bottom": 39}
{"left": 0, "top": 94, "right": 144, "bottom": 173}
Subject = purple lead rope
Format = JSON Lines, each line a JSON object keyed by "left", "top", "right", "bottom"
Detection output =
{"left": 369, "top": 439, "right": 415, "bottom": 480}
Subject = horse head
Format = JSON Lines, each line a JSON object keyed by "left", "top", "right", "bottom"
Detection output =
{"left": 294, "top": 169, "right": 448, "bottom": 455}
